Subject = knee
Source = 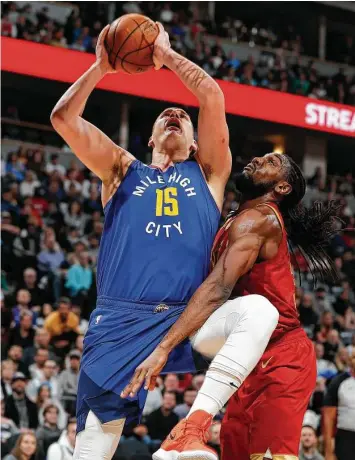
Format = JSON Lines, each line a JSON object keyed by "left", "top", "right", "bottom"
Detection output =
{"left": 247, "top": 295, "right": 279, "bottom": 328}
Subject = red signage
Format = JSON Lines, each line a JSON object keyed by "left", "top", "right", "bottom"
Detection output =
{"left": 2, "top": 37, "right": 355, "bottom": 137}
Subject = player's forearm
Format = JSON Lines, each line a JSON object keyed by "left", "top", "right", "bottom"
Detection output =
{"left": 158, "top": 279, "right": 232, "bottom": 353}
{"left": 163, "top": 49, "right": 223, "bottom": 103}
{"left": 51, "top": 63, "right": 105, "bottom": 125}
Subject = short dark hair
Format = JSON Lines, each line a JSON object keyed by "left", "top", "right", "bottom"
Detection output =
{"left": 57, "top": 297, "right": 71, "bottom": 306}
{"left": 184, "top": 386, "right": 196, "bottom": 393}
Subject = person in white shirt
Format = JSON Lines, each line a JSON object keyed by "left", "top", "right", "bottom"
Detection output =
{"left": 27, "top": 360, "right": 59, "bottom": 402}
{"left": 19, "top": 170, "right": 40, "bottom": 197}
{"left": 47, "top": 417, "right": 77, "bottom": 460}
{"left": 46, "top": 154, "right": 66, "bottom": 177}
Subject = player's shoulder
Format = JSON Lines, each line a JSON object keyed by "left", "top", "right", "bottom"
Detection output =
{"left": 229, "top": 206, "right": 281, "bottom": 238}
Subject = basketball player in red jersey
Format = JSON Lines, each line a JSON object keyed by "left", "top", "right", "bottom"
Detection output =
{"left": 125, "top": 152, "right": 344, "bottom": 460}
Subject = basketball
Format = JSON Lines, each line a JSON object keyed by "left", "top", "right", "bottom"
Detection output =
{"left": 105, "top": 14, "right": 159, "bottom": 74}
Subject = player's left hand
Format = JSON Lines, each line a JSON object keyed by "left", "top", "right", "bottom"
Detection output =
{"left": 120, "top": 347, "right": 169, "bottom": 398}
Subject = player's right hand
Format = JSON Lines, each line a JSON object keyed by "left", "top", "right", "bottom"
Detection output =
{"left": 120, "top": 346, "right": 169, "bottom": 398}
{"left": 153, "top": 22, "right": 171, "bottom": 70}
{"left": 95, "top": 25, "right": 117, "bottom": 74}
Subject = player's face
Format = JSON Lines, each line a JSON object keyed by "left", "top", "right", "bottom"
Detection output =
{"left": 150, "top": 108, "right": 196, "bottom": 160}
{"left": 236, "top": 153, "right": 291, "bottom": 199}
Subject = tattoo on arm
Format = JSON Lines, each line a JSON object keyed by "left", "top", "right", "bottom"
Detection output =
{"left": 174, "top": 55, "right": 208, "bottom": 90}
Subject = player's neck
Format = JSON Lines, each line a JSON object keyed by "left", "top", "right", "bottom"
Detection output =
{"left": 151, "top": 149, "right": 186, "bottom": 171}
{"left": 238, "top": 194, "right": 277, "bottom": 212}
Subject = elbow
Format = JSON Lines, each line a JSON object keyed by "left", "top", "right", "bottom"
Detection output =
{"left": 50, "top": 108, "right": 64, "bottom": 130}
{"left": 201, "top": 81, "right": 224, "bottom": 105}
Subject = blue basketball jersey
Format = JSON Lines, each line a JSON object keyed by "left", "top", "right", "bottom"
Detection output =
{"left": 96, "top": 159, "right": 220, "bottom": 303}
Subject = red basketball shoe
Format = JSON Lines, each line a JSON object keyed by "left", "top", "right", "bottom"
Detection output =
{"left": 153, "top": 410, "right": 218, "bottom": 460}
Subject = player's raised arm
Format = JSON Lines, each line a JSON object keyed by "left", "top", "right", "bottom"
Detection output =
{"left": 50, "top": 25, "right": 135, "bottom": 184}
{"left": 154, "top": 24, "right": 231, "bottom": 202}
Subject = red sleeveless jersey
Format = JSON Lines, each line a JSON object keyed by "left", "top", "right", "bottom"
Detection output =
{"left": 211, "top": 202, "right": 301, "bottom": 343}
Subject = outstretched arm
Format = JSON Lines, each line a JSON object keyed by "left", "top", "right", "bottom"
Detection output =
{"left": 121, "top": 208, "right": 281, "bottom": 397}
{"left": 50, "top": 25, "right": 135, "bottom": 184}
{"left": 155, "top": 24, "right": 231, "bottom": 198}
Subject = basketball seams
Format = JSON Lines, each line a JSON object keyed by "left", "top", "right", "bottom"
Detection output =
{"left": 106, "top": 15, "right": 157, "bottom": 73}
{"left": 105, "top": 18, "right": 122, "bottom": 67}
{"left": 113, "top": 19, "right": 149, "bottom": 68}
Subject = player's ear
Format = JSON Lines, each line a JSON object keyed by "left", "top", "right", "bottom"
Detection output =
{"left": 275, "top": 181, "right": 292, "bottom": 196}
{"left": 148, "top": 136, "right": 154, "bottom": 148}
{"left": 189, "top": 140, "right": 198, "bottom": 156}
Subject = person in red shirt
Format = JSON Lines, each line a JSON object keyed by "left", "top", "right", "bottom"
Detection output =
{"left": 123, "top": 153, "right": 344, "bottom": 460}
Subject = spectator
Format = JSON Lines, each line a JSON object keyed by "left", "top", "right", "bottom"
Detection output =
{"left": 46, "top": 417, "right": 76, "bottom": 460}
{"left": 1, "top": 398, "right": 19, "bottom": 447}
{"left": 45, "top": 154, "right": 65, "bottom": 177}
{"left": 12, "top": 289, "right": 33, "bottom": 326}
{"left": 36, "top": 404, "right": 61, "bottom": 457}
{"left": 17, "top": 268, "right": 46, "bottom": 308}
{"left": 19, "top": 171, "right": 40, "bottom": 198}
{"left": 28, "top": 348, "right": 49, "bottom": 380}
{"left": 160, "top": 3, "right": 174, "bottom": 24}
{"left": 8, "top": 312, "right": 35, "bottom": 349}
{"left": 7, "top": 346, "right": 28, "bottom": 376}
{"left": 174, "top": 387, "right": 197, "bottom": 419}
{"left": 313, "top": 287, "right": 334, "bottom": 317}
{"left": 37, "top": 236, "right": 65, "bottom": 275}
{"left": 58, "top": 349, "right": 80, "bottom": 415}
{"left": 323, "top": 350, "right": 355, "bottom": 460}
{"left": 299, "top": 426, "right": 324, "bottom": 460}
{"left": 192, "top": 373, "right": 205, "bottom": 391}
{"left": 299, "top": 293, "right": 319, "bottom": 331}
{"left": 25, "top": 329, "right": 54, "bottom": 369}
{"left": 1, "top": 360, "right": 16, "bottom": 400}
{"left": 315, "top": 312, "right": 334, "bottom": 343}
{"left": 64, "top": 201, "right": 86, "bottom": 233}
{"left": 208, "top": 421, "right": 221, "bottom": 458}
{"left": 146, "top": 391, "right": 179, "bottom": 442}
{"left": 335, "top": 347, "right": 350, "bottom": 372}
{"left": 315, "top": 343, "right": 337, "bottom": 377}
{"left": 142, "top": 383, "right": 163, "bottom": 417}
{"left": 72, "top": 305, "right": 89, "bottom": 335}
{"left": 26, "top": 359, "right": 59, "bottom": 402}
{"left": 323, "top": 329, "right": 341, "bottom": 362}
{"left": 65, "top": 251, "right": 93, "bottom": 297}
{"left": 44, "top": 297, "right": 79, "bottom": 356}
{"left": 3, "top": 431, "right": 37, "bottom": 460}
{"left": 4, "top": 372, "right": 38, "bottom": 429}
{"left": 118, "top": 424, "right": 152, "bottom": 458}
{"left": 36, "top": 384, "right": 67, "bottom": 430}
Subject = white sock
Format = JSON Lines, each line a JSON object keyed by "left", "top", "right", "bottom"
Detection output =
{"left": 187, "top": 351, "right": 243, "bottom": 418}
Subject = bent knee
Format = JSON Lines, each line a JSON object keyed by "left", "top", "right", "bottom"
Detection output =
{"left": 247, "top": 294, "right": 279, "bottom": 326}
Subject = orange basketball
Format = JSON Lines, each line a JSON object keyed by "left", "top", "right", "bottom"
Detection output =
{"left": 104, "top": 14, "right": 159, "bottom": 74}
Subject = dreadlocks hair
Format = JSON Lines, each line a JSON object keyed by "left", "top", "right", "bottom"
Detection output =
{"left": 279, "top": 155, "right": 346, "bottom": 285}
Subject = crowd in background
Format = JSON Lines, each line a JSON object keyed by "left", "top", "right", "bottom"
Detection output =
{"left": 1, "top": 1, "right": 355, "bottom": 105}
{"left": 1, "top": 143, "right": 355, "bottom": 459}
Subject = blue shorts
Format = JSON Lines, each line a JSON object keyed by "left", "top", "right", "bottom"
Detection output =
{"left": 77, "top": 296, "right": 208, "bottom": 433}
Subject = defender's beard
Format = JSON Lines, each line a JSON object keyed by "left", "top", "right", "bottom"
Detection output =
{"left": 235, "top": 172, "right": 275, "bottom": 200}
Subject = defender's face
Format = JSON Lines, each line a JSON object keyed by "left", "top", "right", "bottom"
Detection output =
{"left": 151, "top": 108, "right": 195, "bottom": 158}
{"left": 243, "top": 153, "right": 287, "bottom": 186}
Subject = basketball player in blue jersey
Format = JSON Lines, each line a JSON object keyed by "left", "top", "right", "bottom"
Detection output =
{"left": 51, "top": 23, "right": 279, "bottom": 460}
